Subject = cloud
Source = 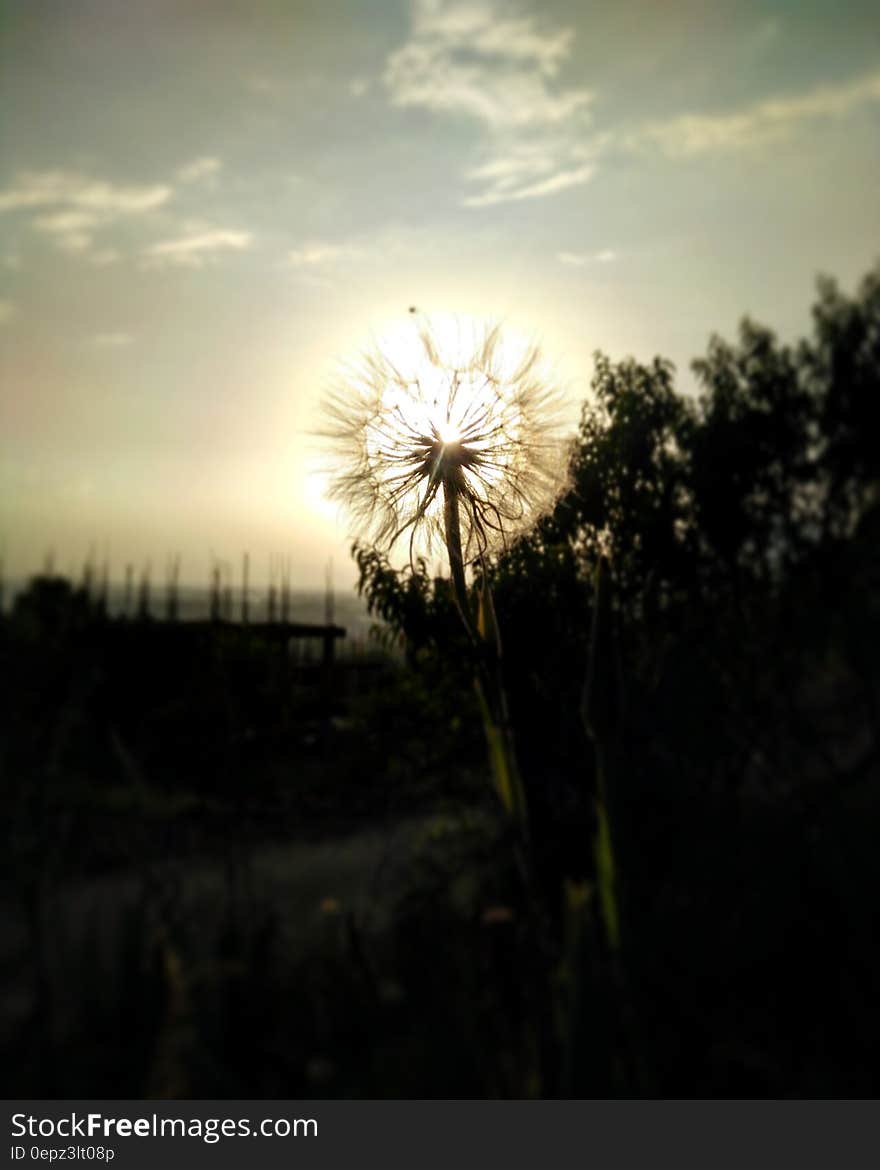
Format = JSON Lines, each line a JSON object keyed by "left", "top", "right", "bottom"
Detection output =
{"left": 177, "top": 156, "right": 222, "bottom": 183}
{"left": 465, "top": 161, "right": 595, "bottom": 207}
{"left": 1, "top": 165, "right": 258, "bottom": 267}
{"left": 143, "top": 228, "right": 253, "bottom": 268}
{"left": 637, "top": 70, "right": 880, "bottom": 157}
{"left": 33, "top": 210, "right": 98, "bottom": 234}
{"left": 384, "top": 8, "right": 880, "bottom": 208}
{"left": 385, "top": 1, "right": 595, "bottom": 207}
{"left": 385, "top": 0, "right": 590, "bottom": 130}
{"left": 286, "top": 241, "right": 364, "bottom": 267}
{"left": 92, "top": 332, "right": 133, "bottom": 347}
{"left": 0, "top": 299, "right": 16, "bottom": 324}
{"left": 32, "top": 209, "right": 101, "bottom": 254}
{"left": 0, "top": 170, "right": 171, "bottom": 214}
{"left": 0, "top": 169, "right": 172, "bottom": 261}
{"left": 557, "top": 248, "right": 616, "bottom": 266}
{"left": 461, "top": 133, "right": 603, "bottom": 207}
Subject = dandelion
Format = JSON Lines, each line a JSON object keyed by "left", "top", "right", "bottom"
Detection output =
{"left": 320, "top": 315, "right": 570, "bottom": 579}
{"left": 319, "top": 314, "right": 571, "bottom": 840}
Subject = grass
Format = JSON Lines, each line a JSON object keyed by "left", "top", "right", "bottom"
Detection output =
{"left": 1, "top": 569, "right": 879, "bottom": 1098}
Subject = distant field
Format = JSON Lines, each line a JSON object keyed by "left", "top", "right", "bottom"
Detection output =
{"left": 3, "top": 578, "right": 378, "bottom": 642}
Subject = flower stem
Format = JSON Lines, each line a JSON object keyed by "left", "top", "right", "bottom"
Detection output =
{"left": 442, "top": 474, "right": 530, "bottom": 841}
{"left": 442, "top": 475, "right": 471, "bottom": 626}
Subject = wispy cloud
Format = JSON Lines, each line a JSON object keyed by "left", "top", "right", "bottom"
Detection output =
{"left": 461, "top": 138, "right": 599, "bottom": 206}
{"left": 465, "top": 160, "right": 596, "bottom": 207}
{"left": 385, "top": 0, "right": 588, "bottom": 127}
{"left": 385, "top": 0, "right": 595, "bottom": 207}
{"left": 177, "top": 156, "right": 222, "bottom": 184}
{"left": 92, "top": 332, "right": 134, "bottom": 347}
{"left": 557, "top": 248, "right": 616, "bottom": 266}
{"left": 0, "top": 170, "right": 171, "bottom": 214}
{"left": 143, "top": 228, "right": 253, "bottom": 269}
{"left": 384, "top": 8, "right": 880, "bottom": 209}
{"left": 0, "top": 299, "right": 16, "bottom": 324}
{"left": 32, "top": 210, "right": 101, "bottom": 254}
{"left": 0, "top": 169, "right": 172, "bottom": 261}
{"left": 0, "top": 164, "right": 256, "bottom": 268}
{"left": 637, "top": 70, "right": 880, "bottom": 157}
{"left": 286, "top": 241, "right": 364, "bottom": 267}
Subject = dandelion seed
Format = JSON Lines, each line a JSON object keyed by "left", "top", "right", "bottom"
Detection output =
{"left": 320, "top": 315, "right": 570, "bottom": 569}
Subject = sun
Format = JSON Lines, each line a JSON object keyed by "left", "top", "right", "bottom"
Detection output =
{"left": 436, "top": 419, "right": 463, "bottom": 444}
{"left": 366, "top": 313, "right": 532, "bottom": 460}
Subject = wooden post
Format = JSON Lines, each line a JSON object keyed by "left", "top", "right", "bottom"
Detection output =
{"left": 137, "top": 563, "right": 151, "bottom": 621}
{"left": 165, "top": 555, "right": 180, "bottom": 622}
{"left": 241, "top": 552, "right": 249, "bottom": 625}
{"left": 124, "top": 564, "right": 134, "bottom": 618}
{"left": 321, "top": 627, "right": 335, "bottom": 711}
{"left": 209, "top": 563, "right": 221, "bottom": 623}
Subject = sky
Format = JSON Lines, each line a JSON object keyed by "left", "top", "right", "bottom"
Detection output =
{"left": 1, "top": 0, "right": 879, "bottom": 589}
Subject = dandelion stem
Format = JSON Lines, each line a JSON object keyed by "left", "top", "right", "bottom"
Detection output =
{"left": 442, "top": 474, "right": 471, "bottom": 626}
{"left": 443, "top": 471, "right": 530, "bottom": 842}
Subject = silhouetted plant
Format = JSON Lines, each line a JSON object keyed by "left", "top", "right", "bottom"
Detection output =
{"left": 323, "top": 317, "right": 571, "bottom": 838}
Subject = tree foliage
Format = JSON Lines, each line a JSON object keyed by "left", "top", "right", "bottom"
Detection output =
{"left": 355, "top": 261, "right": 880, "bottom": 831}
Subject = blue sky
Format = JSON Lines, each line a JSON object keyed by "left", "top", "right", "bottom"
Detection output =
{"left": 1, "top": 0, "right": 879, "bottom": 587}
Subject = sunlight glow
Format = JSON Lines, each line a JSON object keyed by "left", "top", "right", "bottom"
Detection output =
{"left": 436, "top": 419, "right": 463, "bottom": 444}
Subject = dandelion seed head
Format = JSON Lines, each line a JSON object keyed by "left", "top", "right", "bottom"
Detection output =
{"left": 320, "top": 314, "right": 571, "bottom": 566}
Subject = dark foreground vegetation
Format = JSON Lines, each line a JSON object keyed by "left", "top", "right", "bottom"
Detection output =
{"left": 2, "top": 264, "right": 879, "bottom": 1097}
